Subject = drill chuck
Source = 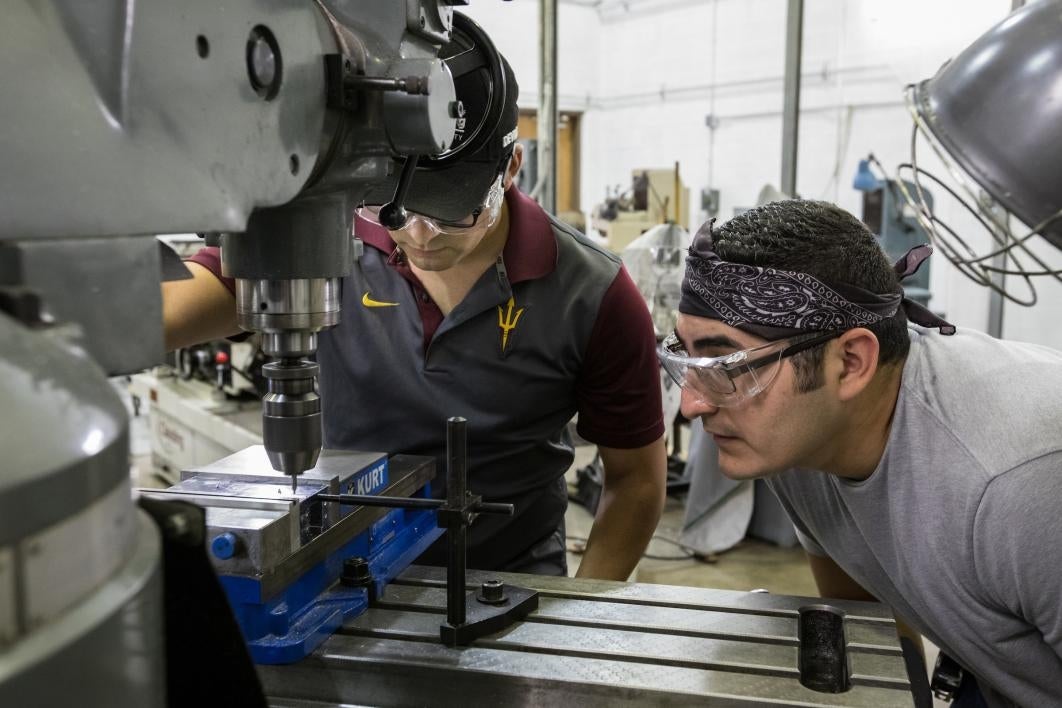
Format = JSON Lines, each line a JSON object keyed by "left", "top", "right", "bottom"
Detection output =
{"left": 262, "top": 360, "right": 322, "bottom": 484}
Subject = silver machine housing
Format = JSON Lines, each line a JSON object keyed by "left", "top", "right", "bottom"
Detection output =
{"left": 0, "top": 0, "right": 461, "bottom": 704}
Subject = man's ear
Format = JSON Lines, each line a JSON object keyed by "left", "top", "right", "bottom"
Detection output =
{"left": 832, "top": 327, "right": 880, "bottom": 402}
{"left": 503, "top": 143, "right": 523, "bottom": 190}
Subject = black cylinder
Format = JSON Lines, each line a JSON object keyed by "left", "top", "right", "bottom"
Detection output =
{"left": 262, "top": 361, "right": 322, "bottom": 474}
{"left": 797, "top": 605, "right": 851, "bottom": 693}
{"left": 446, "top": 417, "right": 468, "bottom": 503}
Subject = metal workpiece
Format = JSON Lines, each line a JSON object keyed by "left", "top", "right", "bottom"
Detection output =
{"left": 143, "top": 445, "right": 392, "bottom": 578}
{"left": 259, "top": 567, "right": 912, "bottom": 707}
{"left": 182, "top": 446, "right": 389, "bottom": 489}
{"left": 139, "top": 481, "right": 302, "bottom": 577}
{"left": 140, "top": 484, "right": 301, "bottom": 578}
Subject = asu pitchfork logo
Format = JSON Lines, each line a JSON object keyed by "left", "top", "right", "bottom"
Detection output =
{"left": 497, "top": 296, "right": 524, "bottom": 353}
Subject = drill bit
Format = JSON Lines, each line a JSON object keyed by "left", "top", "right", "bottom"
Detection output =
{"left": 291, "top": 474, "right": 297, "bottom": 494}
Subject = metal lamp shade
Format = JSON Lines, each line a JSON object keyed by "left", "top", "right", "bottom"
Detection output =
{"left": 912, "top": 0, "right": 1062, "bottom": 249}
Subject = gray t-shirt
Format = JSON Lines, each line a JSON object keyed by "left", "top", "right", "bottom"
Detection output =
{"left": 766, "top": 325, "right": 1062, "bottom": 707}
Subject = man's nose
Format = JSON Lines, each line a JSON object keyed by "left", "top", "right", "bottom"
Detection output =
{"left": 404, "top": 219, "right": 437, "bottom": 246}
{"left": 679, "top": 387, "right": 718, "bottom": 420}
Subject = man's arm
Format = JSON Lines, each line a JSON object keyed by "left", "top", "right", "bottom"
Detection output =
{"left": 575, "top": 436, "right": 667, "bottom": 581}
{"left": 806, "top": 552, "right": 876, "bottom": 601}
{"left": 973, "top": 459, "right": 1062, "bottom": 661}
{"left": 162, "top": 261, "right": 241, "bottom": 350}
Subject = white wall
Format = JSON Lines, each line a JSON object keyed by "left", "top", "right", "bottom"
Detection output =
{"left": 462, "top": 0, "right": 1062, "bottom": 349}
{"left": 455, "top": 0, "right": 599, "bottom": 110}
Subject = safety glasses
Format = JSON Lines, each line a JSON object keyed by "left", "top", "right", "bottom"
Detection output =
{"left": 658, "top": 330, "right": 842, "bottom": 407}
{"left": 356, "top": 173, "right": 506, "bottom": 237}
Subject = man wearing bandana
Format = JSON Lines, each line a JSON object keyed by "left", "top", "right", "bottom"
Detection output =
{"left": 668, "top": 199, "right": 1062, "bottom": 707}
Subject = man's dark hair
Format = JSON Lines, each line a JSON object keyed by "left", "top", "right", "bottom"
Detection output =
{"left": 712, "top": 199, "right": 910, "bottom": 391}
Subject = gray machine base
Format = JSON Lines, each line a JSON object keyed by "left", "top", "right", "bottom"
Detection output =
{"left": 260, "top": 565, "right": 912, "bottom": 707}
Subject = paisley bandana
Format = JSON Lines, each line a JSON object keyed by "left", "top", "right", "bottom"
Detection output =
{"left": 679, "top": 220, "right": 956, "bottom": 339}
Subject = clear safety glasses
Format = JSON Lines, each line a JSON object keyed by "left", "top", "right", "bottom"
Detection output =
{"left": 658, "top": 330, "right": 842, "bottom": 407}
{"left": 356, "top": 174, "right": 506, "bottom": 237}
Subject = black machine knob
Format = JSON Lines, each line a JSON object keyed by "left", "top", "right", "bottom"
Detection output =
{"left": 477, "top": 579, "right": 508, "bottom": 605}
{"left": 341, "top": 557, "right": 373, "bottom": 588}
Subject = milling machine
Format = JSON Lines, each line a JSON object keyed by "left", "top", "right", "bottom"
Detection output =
{"left": 1, "top": 2, "right": 920, "bottom": 707}
{"left": 0, "top": 1, "right": 493, "bottom": 704}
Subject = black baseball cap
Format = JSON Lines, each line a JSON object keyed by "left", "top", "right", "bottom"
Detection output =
{"left": 361, "top": 15, "right": 520, "bottom": 223}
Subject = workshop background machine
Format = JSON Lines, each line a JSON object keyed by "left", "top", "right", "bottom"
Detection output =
{"left": 853, "top": 163, "right": 935, "bottom": 308}
{"left": 129, "top": 341, "right": 266, "bottom": 483}
{"left": 592, "top": 163, "right": 691, "bottom": 252}
{"left": 126, "top": 237, "right": 267, "bottom": 482}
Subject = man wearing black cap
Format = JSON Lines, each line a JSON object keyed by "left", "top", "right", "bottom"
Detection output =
{"left": 164, "top": 35, "right": 667, "bottom": 580}
{"left": 667, "top": 199, "right": 1062, "bottom": 706}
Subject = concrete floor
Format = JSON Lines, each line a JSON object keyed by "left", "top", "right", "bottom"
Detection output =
{"left": 562, "top": 441, "right": 818, "bottom": 597}
{"left": 569, "top": 502, "right": 818, "bottom": 596}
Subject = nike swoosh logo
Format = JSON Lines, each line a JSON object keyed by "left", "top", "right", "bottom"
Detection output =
{"left": 362, "top": 291, "right": 399, "bottom": 308}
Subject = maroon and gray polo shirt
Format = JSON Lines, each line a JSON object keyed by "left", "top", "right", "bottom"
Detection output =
{"left": 189, "top": 186, "right": 663, "bottom": 571}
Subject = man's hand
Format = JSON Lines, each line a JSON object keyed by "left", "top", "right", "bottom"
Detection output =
{"left": 162, "top": 261, "right": 240, "bottom": 350}
{"left": 575, "top": 436, "right": 667, "bottom": 581}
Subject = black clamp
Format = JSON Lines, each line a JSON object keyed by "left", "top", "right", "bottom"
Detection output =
{"left": 316, "top": 416, "right": 538, "bottom": 648}
{"left": 438, "top": 417, "right": 539, "bottom": 647}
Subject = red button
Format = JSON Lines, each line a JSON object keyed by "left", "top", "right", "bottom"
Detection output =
{"left": 215, "top": 350, "right": 230, "bottom": 365}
